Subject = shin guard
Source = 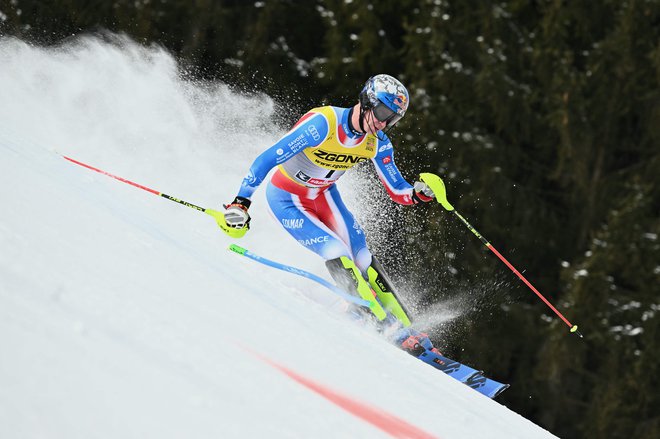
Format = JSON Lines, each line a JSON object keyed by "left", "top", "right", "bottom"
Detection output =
{"left": 325, "top": 256, "right": 387, "bottom": 321}
{"left": 366, "top": 257, "right": 412, "bottom": 327}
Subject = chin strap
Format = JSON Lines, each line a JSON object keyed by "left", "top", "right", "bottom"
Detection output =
{"left": 379, "top": 123, "right": 394, "bottom": 141}
{"left": 358, "top": 105, "right": 368, "bottom": 133}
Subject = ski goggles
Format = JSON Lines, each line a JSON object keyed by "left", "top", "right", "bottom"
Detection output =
{"left": 372, "top": 102, "right": 403, "bottom": 127}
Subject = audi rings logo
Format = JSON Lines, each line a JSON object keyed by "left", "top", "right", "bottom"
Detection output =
{"left": 307, "top": 125, "right": 321, "bottom": 141}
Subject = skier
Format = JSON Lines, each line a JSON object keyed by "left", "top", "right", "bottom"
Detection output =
{"left": 224, "top": 74, "right": 437, "bottom": 354}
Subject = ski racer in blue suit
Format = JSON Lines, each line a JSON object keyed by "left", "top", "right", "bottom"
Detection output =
{"left": 224, "top": 75, "right": 439, "bottom": 353}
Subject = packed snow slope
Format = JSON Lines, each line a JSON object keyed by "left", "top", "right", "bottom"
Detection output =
{"left": 0, "top": 35, "right": 557, "bottom": 438}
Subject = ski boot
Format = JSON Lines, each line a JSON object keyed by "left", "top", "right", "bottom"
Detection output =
{"left": 393, "top": 327, "right": 443, "bottom": 357}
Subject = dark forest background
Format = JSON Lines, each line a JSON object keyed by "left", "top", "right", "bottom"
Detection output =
{"left": 2, "top": 1, "right": 659, "bottom": 438}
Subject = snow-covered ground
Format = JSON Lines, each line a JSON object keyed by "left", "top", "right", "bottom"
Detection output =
{"left": 0, "top": 35, "right": 557, "bottom": 438}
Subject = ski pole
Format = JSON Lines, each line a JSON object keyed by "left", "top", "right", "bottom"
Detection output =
{"left": 420, "top": 172, "right": 582, "bottom": 338}
{"left": 228, "top": 244, "right": 374, "bottom": 308}
{"left": 61, "top": 155, "right": 247, "bottom": 238}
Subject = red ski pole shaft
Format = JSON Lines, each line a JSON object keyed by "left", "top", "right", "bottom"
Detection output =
{"left": 453, "top": 210, "right": 582, "bottom": 337}
{"left": 420, "top": 173, "right": 582, "bottom": 338}
{"left": 64, "top": 155, "right": 177, "bottom": 196}
{"left": 61, "top": 155, "right": 247, "bottom": 238}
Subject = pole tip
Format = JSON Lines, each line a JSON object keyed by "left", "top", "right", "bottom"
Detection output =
{"left": 570, "top": 325, "right": 583, "bottom": 338}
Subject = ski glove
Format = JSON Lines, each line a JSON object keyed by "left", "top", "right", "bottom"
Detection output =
{"left": 223, "top": 196, "right": 251, "bottom": 229}
{"left": 412, "top": 181, "right": 435, "bottom": 204}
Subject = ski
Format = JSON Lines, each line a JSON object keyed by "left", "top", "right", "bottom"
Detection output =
{"left": 465, "top": 373, "right": 510, "bottom": 399}
{"left": 227, "top": 245, "right": 510, "bottom": 399}
{"left": 414, "top": 348, "right": 509, "bottom": 399}
{"left": 417, "top": 349, "right": 482, "bottom": 382}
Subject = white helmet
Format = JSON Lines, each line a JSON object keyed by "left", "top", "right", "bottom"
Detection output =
{"left": 359, "top": 74, "right": 409, "bottom": 128}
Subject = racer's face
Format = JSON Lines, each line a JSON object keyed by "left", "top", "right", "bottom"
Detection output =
{"left": 364, "top": 109, "right": 388, "bottom": 135}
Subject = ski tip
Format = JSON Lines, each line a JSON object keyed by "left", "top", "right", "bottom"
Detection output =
{"left": 492, "top": 383, "right": 510, "bottom": 399}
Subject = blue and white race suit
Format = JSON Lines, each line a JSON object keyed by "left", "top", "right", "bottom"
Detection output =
{"left": 237, "top": 105, "right": 417, "bottom": 272}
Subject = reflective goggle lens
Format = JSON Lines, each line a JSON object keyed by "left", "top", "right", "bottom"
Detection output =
{"left": 373, "top": 102, "right": 402, "bottom": 126}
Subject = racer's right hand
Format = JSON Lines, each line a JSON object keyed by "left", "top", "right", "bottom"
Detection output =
{"left": 223, "top": 196, "right": 251, "bottom": 229}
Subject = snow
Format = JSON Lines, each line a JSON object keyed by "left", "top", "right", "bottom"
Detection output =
{"left": 0, "top": 35, "right": 557, "bottom": 438}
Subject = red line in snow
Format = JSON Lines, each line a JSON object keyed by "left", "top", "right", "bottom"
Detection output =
{"left": 258, "top": 354, "right": 438, "bottom": 439}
